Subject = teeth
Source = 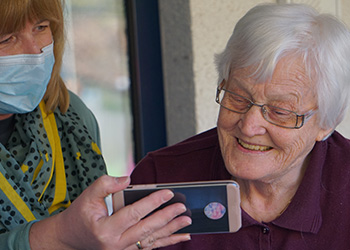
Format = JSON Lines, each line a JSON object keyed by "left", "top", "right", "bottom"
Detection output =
{"left": 238, "top": 139, "right": 271, "bottom": 151}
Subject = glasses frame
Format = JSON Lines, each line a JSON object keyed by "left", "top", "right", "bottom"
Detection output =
{"left": 215, "top": 86, "right": 316, "bottom": 129}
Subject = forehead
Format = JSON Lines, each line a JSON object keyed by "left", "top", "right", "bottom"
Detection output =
{"left": 229, "top": 56, "right": 316, "bottom": 101}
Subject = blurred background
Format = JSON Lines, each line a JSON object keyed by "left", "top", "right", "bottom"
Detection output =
{"left": 61, "top": 0, "right": 350, "bottom": 177}
{"left": 62, "top": 0, "right": 133, "bottom": 177}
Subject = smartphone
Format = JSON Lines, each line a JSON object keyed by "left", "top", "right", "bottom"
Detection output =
{"left": 112, "top": 180, "right": 241, "bottom": 234}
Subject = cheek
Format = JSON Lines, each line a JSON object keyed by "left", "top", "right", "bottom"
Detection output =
{"left": 38, "top": 29, "right": 53, "bottom": 48}
{"left": 42, "top": 34, "right": 53, "bottom": 47}
{"left": 276, "top": 139, "right": 303, "bottom": 163}
{"left": 217, "top": 110, "right": 238, "bottom": 144}
{"left": 217, "top": 109, "right": 239, "bottom": 130}
{"left": 272, "top": 131, "right": 314, "bottom": 168}
{"left": 217, "top": 111, "right": 237, "bottom": 154}
{"left": 217, "top": 110, "right": 226, "bottom": 127}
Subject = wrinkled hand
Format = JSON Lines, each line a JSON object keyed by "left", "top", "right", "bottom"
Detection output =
{"left": 50, "top": 175, "right": 191, "bottom": 250}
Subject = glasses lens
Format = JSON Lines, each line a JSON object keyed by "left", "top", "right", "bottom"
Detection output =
{"left": 217, "top": 89, "right": 250, "bottom": 113}
{"left": 216, "top": 87, "right": 304, "bottom": 129}
{"left": 263, "top": 105, "right": 298, "bottom": 128}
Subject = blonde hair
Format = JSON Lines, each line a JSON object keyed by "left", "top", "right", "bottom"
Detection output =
{"left": 0, "top": 0, "right": 69, "bottom": 113}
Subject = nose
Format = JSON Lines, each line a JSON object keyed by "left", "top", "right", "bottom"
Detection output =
{"left": 238, "top": 105, "right": 267, "bottom": 137}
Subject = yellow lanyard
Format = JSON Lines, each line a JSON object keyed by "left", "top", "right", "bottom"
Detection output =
{"left": 0, "top": 174, "right": 36, "bottom": 221}
{"left": 39, "top": 101, "right": 71, "bottom": 214}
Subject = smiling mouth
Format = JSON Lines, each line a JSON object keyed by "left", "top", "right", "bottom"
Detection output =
{"left": 237, "top": 138, "right": 272, "bottom": 151}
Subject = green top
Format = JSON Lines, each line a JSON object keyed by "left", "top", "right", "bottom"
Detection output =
{"left": 0, "top": 91, "right": 107, "bottom": 249}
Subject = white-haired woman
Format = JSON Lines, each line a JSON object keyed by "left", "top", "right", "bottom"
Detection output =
{"left": 131, "top": 3, "right": 350, "bottom": 249}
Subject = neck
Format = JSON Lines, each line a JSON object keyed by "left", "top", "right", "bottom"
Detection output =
{"left": 236, "top": 156, "right": 309, "bottom": 222}
{"left": 238, "top": 180, "right": 297, "bottom": 222}
{"left": 0, "top": 114, "right": 13, "bottom": 120}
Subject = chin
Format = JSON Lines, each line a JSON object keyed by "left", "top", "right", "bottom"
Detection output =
{"left": 224, "top": 154, "right": 277, "bottom": 181}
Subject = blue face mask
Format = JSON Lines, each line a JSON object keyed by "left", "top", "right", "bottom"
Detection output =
{"left": 0, "top": 43, "right": 55, "bottom": 114}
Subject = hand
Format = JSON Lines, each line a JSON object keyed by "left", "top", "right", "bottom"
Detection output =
{"left": 30, "top": 175, "right": 191, "bottom": 250}
{"left": 113, "top": 186, "right": 192, "bottom": 250}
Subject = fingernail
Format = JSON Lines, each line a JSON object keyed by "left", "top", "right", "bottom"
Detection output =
{"left": 115, "top": 176, "right": 130, "bottom": 184}
{"left": 178, "top": 204, "right": 187, "bottom": 214}
{"left": 183, "top": 217, "right": 192, "bottom": 226}
{"left": 162, "top": 190, "right": 174, "bottom": 202}
{"left": 179, "top": 233, "right": 191, "bottom": 241}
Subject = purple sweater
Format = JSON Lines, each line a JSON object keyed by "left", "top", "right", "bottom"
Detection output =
{"left": 131, "top": 128, "right": 350, "bottom": 250}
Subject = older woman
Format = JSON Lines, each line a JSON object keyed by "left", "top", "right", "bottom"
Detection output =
{"left": 0, "top": 0, "right": 191, "bottom": 249}
{"left": 131, "top": 3, "right": 350, "bottom": 249}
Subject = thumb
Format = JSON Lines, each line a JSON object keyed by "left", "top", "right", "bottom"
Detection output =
{"left": 109, "top": 176, "right": 131, "bottom": 193}
{"left": 87, "top": 175, "right": 131, "bottom": 200}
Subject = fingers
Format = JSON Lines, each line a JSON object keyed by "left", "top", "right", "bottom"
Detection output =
{"left": 108, "top": 189, "right": 191, "bottom": 248}
{"left": 144, "top": 233, "right": 191, "bottom": 250}
{"left": 124, "top": 231, "right": 191, "bottom": 250}
{"left": 135, "top": 207, "right": 191, "bottom": 239}
{"left": 130, "top": 203, "right": 187, "bottom": 237}
{"left": 137, "top": 216, "right": 192, "bottom": 250}
{"left": 80, "top": 177, "right": 192, "bottom": 249}
{"left": 146, "top": 215, "right": 192, "bottom": 241}
{"left": 123, "top": 215, "right": 191, "bottom": 250}
{"left": 119, "top": 202, "right": 192, "bottom": 248}
{"left": 110, "top": 189, "right": 175, "bottom": 230}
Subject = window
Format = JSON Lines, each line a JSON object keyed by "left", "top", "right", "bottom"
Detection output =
{"left": 62, "top": 0, "right": 134, "bottom": 176}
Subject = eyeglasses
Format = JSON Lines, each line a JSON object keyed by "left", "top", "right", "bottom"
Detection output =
{"left": 215, "top": 86, "right": 316, "bottom": 129}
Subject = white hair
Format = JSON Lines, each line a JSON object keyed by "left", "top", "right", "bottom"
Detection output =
{"left": 215, "top": 3, "right": 350, "bottom": 129}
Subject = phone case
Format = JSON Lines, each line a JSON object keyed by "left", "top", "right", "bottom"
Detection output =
{"left": 112, "top": 180, "right": 241, "bottom": 234}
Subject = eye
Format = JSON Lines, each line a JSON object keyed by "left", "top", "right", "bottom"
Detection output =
{"left": 272, "top": 109, "right": 289, "bottom": 116}
{"left": 36, "top": 24, "right": 49, "bottom": 32}
{"left": 37, "top": 25, "right": 47, "bottom": 31}
{"left": 267, "top": 106, "right": 293, "bottom": 119}
{"left": 230, "top": 93, "right": 249, "bottom": 106}
{"left": 34, "top": 20, "right": 51, "bottom": 32}
{"left": 0, "top": 35, "right": 14, "bottom": 45}
{"left": 226, "top": 92, "right": 251, "bottom": 111}
{"left": 232, "top": 95, "right": 245, "bottom": 103}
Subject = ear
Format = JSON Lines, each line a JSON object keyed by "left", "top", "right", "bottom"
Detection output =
{"left": 315, "top": 127, "right": 334, "bottom": 142}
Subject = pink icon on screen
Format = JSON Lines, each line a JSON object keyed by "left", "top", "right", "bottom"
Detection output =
{"left": 204, "top": 202, "right": 226, "bottom": 220}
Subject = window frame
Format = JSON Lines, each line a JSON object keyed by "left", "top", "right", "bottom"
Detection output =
{"left": 125, "top": 0, "right": 167, "bottom": 162}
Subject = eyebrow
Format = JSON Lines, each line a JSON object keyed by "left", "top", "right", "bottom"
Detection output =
{"left": 227, "top": 77, "right": 252, "bottom": 96}
{"left": 33, "top": 19, "right": 50, "bottom": 26}
{"left": 229, "top": 76, "right": 303, "bottom": 107}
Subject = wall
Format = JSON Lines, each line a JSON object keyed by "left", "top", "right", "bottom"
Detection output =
{"left": 159, "top": 0, "right": 350, "bottom": 145}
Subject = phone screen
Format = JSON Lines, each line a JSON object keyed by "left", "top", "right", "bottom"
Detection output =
{"left": 123, "top": 184, "right": 232, "bottom": 234}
